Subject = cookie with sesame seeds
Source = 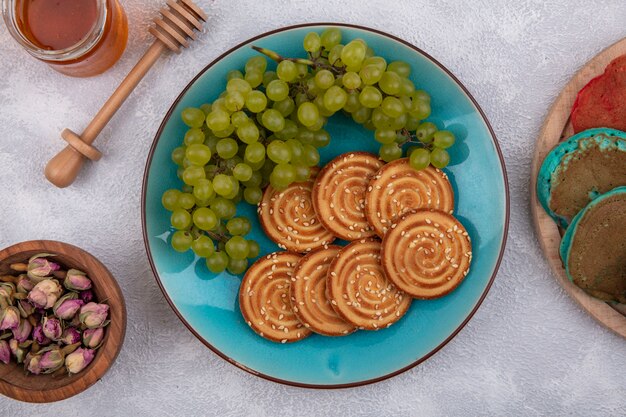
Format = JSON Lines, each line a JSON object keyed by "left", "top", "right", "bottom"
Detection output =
{"left": 326, "top": 239, "right": 412, "bottom": 330}
{"left": 381, "top": 209, "right": 472, "bottom": 299}
{"left": 290, "top": 245, "right": 357, "bottom": 336}
{"left": 239, "top": 251, "right": 311, "bottom": 343}
{"left": 258, "top": 169, "right": 336, "bottom": 253}
{"left": 312, "top": 152, "right": 384, "bottom": 241}
{"left": 364, "top": 158, "right": 454, "bottom": 237}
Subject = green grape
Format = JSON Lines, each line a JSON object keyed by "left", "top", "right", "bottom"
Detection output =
{"left": 212, "top": 98, "right": 227, "bottom": 112}
{"left": 233, "top": 163, "right": 253, "bottom": 182}
{"left": 236, "top": 122, "right": 260, "bottom": 144}
{"left": 297, "top": 102, "right": 320, "bottom": 127}
{"left": 409, "top": 99, "right": 431, "bottom": 120}
{"left": 273, "top": 97, "right": 296, "bottom": 117}
{"left": 307, "top": 116, "right": 325, "bottom": 132}
{"left": 226, "top": 69, "right": 244, "bottom": 81}
{"left": 343, "top": 91, "right": 360, "bottom": 113}
{"left": 294, "top": 92, "right": 308, "bottom": 107}
{"left": 374, "top": 129, "right": 397, "bottom": 144}
{"left": 364, "top": 46, "right": 374, "bottom": 58}
{"left": 181, "top": 107, "right": 205, "bottom": 128}
{"left": 227, "top": 257, "right": 248, "bottom": 275}
{"left": 245, "top": 71, "right": 263, "bottom": 88}
{"left": 262, "top": 70, "right": 278, "bottom": 87}
{"left": 371, "top": 107, "right": 392, "bottom": 129}
{"left": 244, "top": 142, "right": 266, "bottom": 163}
{"left": 213, "top": 174, "right": 235, "bottom": 196}
{"left": 328, "top": 44, "right": 344, "bottom": 66}
{"left": 162, "top": 189, "right": 181, "bottom": 211}
{"left": 302, "top": 144, "right": 320, "bottom": 166}
{"left": 186, "top": 144, "right": 212, "bottom": 166}
{"left": 276, "top": 60, "right": 298, "bottom": 82}
{"left": 312, "top": 129, "right": 331, "bottom": 148}
{"left": 231, "top": 111, "right": 249, "bottom": 128}
{"left": 387, "top": 61, "right": 411, "bottom": 78}
{"left": 359, "top": 65, "right": 383, "bottom": 85}
{"left": 245, "top": 56, "right": 267, "bottom": 73}
{"left": 405, "top": 115, "right": 421, "bottom": 131}
{"left": 184, "top": 128, "right": 205, "bottom": 145}
{"left": 226, "top": 78, "right": 252, "bottom": 95}
{"left": 294, "top": 164, "right": 310, "bottom": 182}
{"left": 296, "top": 62, "right": 309, "bottom": 79}
{"left": 379, "top": 71, "right": 402, "bottom": 96}
{"left": 275, "top": 119, "right": 298, "bottom": 140}
{"left": 204, "top": 135, "right": 219, "bottom": 152}
{"left": 296, "top": 128, "right": 315, "bottom": 145}
{"left": 232, "top": 187, "right": 244, "bottom": 204}
{"left": 343, "top": 71, "right": 361, "bottom": 90}
{"left": 245, "top": 90, "right": 268, "bottom": 113}
{"left": 181, "top": 184, "right": 193, "bottom": 193}
{"left": 303, "top": 31, "right": 321, "bottom": 52}
{"left": 171, "top": 146, "right": 186, "bottom": 165}
{"left": 226, "top": 217, "right": 252, "bottom": 236}
{"left": 243, "top": 171, "right": 262, "bottom": 187}
{"left": 206, "top": 110, "right": 231, "bottom": 132}
{"left": 271, "top": 163, "right": 297, "bottom": 186}
{"left": 381, "top": 96, "right": 405, "bottom": 118}
{"left": 406, "top": 145, "right": 420, "bottom": 157}
{"left": 192, "top": 235, "right": 215, "bottom": 258}
{"left": 320, "top": 28, "right": 341, "bottom": 49}
{"left": 413, "top": 90, "right": 431, "bottom": 103}
{"left": 359, "top": 86, "right": 383, "bottom": 108}
{"left": 389, "top": 113, "right": 408, "bottom": 130}
{"left": 245, "top": 157, "right": 265, "bottom": 172}
{"left": 223, "top": 155, "right": 243, "bottom": 172}
{"left": 182, "top": 165, "right": 206, "bottom": 186}
{"left": 204, "top": 164, "right": 219, "bottom": 177}
{"left": 430, "top": 148, "right": 450, "bottom": 168}
{"left": 243, "top": 186, "right": 263, "bottom": 204}
{"left": 363, "top": 56, "right": 387, "bottom": 71}
{"left": 210, "top": 197, "right": 236, "bottom": 219}
{"left": 225, "top": 236, "right": 249, "bottom": 260}
{"left": 216, "top": 138, "right": 239, "bottom": 159}
{"left": 314, "top": 69, "right": 335, "bottom": 90}
{"left": 340, "top": 40, "right": 366, "bottom": 68}
{"left": 379, "top": 143, "right": 403, "bottom": 162}
{"left": 433, "top": 130, "right": 456, "bottom": 149}
{"left": 266, "top": 79, "right": 289, "bottom": 101}
{"left": 206, "top": 251, "right": 229, "bottom": 273}
{"left": 262, "top": 109, "right": 286, "bottom": 132}
{"left": 409, "top": 148, "right": 431, "bottom": 170}
{"left": 171, "top": 209, "right": 192, "bottom": 230}
{"left": 415, "top": 122, "right": 438, "bottom": 144}
{"left": 314, "top": 95, "right": 333, "bottom": 117}
{"left": 171, "top": 230, "right": 193, "bottom": 252}
{"left": 400, "top": 78, "right": 415, "bottom": 96}
{"left": 224, "top": 91, "right": 245, "bottom": 112}
{"left": 177, "top": 193, "right": 195, "bottom": 210}
{"left": 285, "top": 138, "right": 304, "bottom": 163}
{"left": 267, "top": 140, "right": 292, "bottom": 164}
{"left": 247, "top": 240, "right": 260, "bottom": 258}
{"left": 363, "top": 120, "right": 376, "bottom": 131}
{"left": 323, "top": 85, "right": 348, "bottom": 112}
{"left": 399, "top": 95, "right": 412, "bottom": 111}
{"left": 193, "top": 207, "right": 218, "bottom": 231}
{"left": 352, "top": 107, "right": 371, "bottom": 124}
{"left": 193, "top": 179, "right": 215, "bottom": 202}
{"left": 176, "top": 166, "right": 185, "bottom": 180}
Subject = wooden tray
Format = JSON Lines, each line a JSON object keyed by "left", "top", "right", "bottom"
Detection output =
{"left": 530, "top": 37, "right": 626, "bottom": 338}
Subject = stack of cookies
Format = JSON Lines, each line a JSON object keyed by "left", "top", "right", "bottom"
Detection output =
{"left": 240, "top": 152, "right": 473, "bottom": 343}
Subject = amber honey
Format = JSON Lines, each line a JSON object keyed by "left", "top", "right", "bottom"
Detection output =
{"left": 3, "top": 0, "right": 129, "bottom": 77}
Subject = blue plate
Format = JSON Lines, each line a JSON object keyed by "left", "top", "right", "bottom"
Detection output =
{"left": 142, "top": 23, "right": 509, "bottom": 388}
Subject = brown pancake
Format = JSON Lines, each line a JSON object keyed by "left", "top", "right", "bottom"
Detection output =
{"left": 258, "top": 170, "right": 335, "bottom": 253}
{"left": 312, "top": 152, "right": 384, "bottom": 240}
{"left": 326, "top": 239, "right": 412, "bottom": 330}
{"left": 381, "top": 210, "right": 472, "bottom": 299}
{"left": 290, "top": 245, "right": 357, "bottom": 336}
{"left": 239, "top": 251, "right": 311, "bottom": 343}
{"left": 365, "top": 158, "right": 454, "bottom": 237}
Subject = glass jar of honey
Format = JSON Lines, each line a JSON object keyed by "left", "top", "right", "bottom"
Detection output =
{"left": 2, "top": 0, "right": 129, "bottom": 77}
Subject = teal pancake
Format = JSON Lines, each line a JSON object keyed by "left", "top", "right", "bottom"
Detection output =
{"left": 537, "top": 128, "right": 626, "bottom": 228}
{"left": 560, "top": 186, "right": 626, "bottom": 303}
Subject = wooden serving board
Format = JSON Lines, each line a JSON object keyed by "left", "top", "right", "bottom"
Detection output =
{"left": 530, "top": 37, "right": 626, "bottom": 338}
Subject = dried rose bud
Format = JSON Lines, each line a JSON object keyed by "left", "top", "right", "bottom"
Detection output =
{"left": 53, "top": 293, "right": 84, "bottom": 320}
{"left": 0, "top": 306, "right": 20, "bottom": 331}
{"left": 16, "top": 276, "right": 34, "bottom": 293}
{"left": 27, "top": 279, "right": 63, "bottom": 309}
{"left": 82, "top": 327, "right": 104, "bottom": 349}
{"left": 79, "top": 302, "right": 109, "bottom": 329}
{"left": 0, "top": 283, "right": 15, "bottom": 308}
{"left": 59, "top": 327, "right": 81, "bottom": 345}
{"left": 24, "top": 351, "right": 42, "bottom": 374}
{"left": 0, "top": 339, "right": 9, "bottom": 364}
{"left": 9, "top": 338, "right": 27, "bottom": 363}
{"left": 65, "top": 347, "right": 95, "bottom": 375}
{"left": 64, "top": 269, "right": 92, "bottom": 291}
{"left": 34, "top": 346, "right": 65, "bottom": 374}
{"left": 79, "top": 289, "right": 94, "bottom": 303}
{"left": 27, "top": 253, "right": 60, "bottom": 282}
{"left": 32, "top": 324, "right": 51, "bottom": 346}
{"left": 18, "top": 300, "right": 35, "bottom": 318}
{"left": 12, "top": 318, "right": 32, "bottom": 343}
{"left": 42, "top": 316, "right": 62, "bottom": 340}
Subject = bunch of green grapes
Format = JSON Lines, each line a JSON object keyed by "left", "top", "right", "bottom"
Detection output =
{"left": 162, "top": 28, "right": 458, "bottom": 274}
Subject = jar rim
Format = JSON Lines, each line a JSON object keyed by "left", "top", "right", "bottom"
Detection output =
{"left": 1, "top": 0, "right": 108, "bottom": 62}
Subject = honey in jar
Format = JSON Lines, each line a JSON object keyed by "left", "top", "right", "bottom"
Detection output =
{"left": 2, "top": 0, "right": 129, "bottom": 77}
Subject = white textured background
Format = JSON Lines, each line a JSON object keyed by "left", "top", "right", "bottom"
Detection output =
{"left": 1, "top": 0, "right": 625, "bottom": 415}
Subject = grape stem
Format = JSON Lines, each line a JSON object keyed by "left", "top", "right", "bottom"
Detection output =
{"left": 206, "top": 230, "right": 229, "bottom": 243}
{"left": 252, "top": 46, "right": 345, "bottom": 75}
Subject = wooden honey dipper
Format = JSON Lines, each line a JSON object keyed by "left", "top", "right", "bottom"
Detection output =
{"left": 44, "top": 0, "right": 207, "bottom": 188}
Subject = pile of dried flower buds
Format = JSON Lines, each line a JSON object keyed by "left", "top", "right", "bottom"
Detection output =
{"left": 0, "top": 253, "right": 109, "bottom": 376}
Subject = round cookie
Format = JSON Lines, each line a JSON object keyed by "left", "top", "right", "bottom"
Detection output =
{"left": 381, "top": 209, "right": 472, "bottom": 299}
{"left": 290, "top": 245, "right": 357, "bottom": 336}
{"left": 327, "top": 239, "right": 412, "bottom": 330}
{"left": 312, "top": 152, "right": 384, "bottom": 240}
{"left": 239, "top": 251, "right": 311, "bottom": 343}
{"left": 365, "top": 158, "right": 454, "bottom": 237}
{"left": 258, "top": 170, "right": 335, "bottom": 253}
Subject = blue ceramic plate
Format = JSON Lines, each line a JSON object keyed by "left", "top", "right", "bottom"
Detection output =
{"left": 142, "top": 23, "right": 509, "bottom": 388}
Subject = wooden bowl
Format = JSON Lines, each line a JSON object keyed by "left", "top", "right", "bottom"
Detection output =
{"left": 0, "top": 240, "right": 126, "bottom": 402}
